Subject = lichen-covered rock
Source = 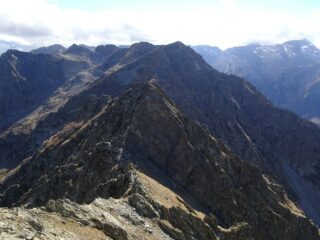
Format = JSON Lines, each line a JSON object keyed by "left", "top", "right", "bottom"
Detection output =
{"left": 0, "top": 206, "right": 109, "bottom": 240}
{"left": 128, "top": 193, "right": 160, "bottom": 218}
{"left": 159, "top": 220, "right": 185, "bottom": 240}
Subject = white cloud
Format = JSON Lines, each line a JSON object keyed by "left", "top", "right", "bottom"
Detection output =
{"left": 0, "top": 0, "right": 319, "bottom": 51}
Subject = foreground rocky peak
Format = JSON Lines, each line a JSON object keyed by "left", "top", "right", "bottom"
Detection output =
{"left": 0, "top": 83, "right": 319, "bottom": 239}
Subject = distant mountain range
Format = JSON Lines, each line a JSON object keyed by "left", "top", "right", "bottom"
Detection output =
{"left": 193, "top": 39, "right": 320, "bottom": 124}
{"left": 0, "top": 43, "right": 122, "bottom": 132}
{"left": 0, "top": 41, "right": 320, "bottom": 239}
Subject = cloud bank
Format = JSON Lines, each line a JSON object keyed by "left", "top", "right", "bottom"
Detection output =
{"left": 0, "top": 0, "right": 320, "bottom": 52}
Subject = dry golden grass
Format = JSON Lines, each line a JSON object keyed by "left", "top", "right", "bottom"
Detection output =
{"left": 0, "top": 168, "right": 8, "bottom": 183}
{"left": 137, "top": 171, "right": 206, "bottom": 220}
{"left": 0, "top": 162, "right": 25, "bottom": 184}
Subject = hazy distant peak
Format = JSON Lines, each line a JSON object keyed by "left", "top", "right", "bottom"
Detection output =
{"left": 166, "top": 41, "right": 186, "bottom": 49}
{"left": 278, "top": 39, "right": 320, "bottom": 57}
{"left": 31, "top": 44, "right": 66, "bottom": 55}
{"left": 1, "top": 49, "right": 24, "bottom": 57}
{"left": 65, "top": 43, "right": 87, "bottom": 52}
{"left": 129, "top": 42, "right": 154, "bottom": 51}
{"left": 79, "top": 44, "right": 96, "bottom": 52}
{"left": 116, "top": 42, "right": 155, "bottom": 65}
{"left": 281, "top": 39, "right": 313, "bottom": 47}
{"left": 94, "top": 44, "right": 118, "bottom": 56}
{"left": 193, "top": 45, "right": 222, "bottom": 51}
{"left": 64, "top": 44, "right": 95, "bottom": 57}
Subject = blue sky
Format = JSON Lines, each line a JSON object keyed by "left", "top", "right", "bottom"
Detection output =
{"left": 0, "top": 0, "right": 320, "bottom": 51}
{"left": 50, "top": 0, "right": 320, "bottom": 14}
{"left": 51, "top": 0, "right": 216, "bottom": 11}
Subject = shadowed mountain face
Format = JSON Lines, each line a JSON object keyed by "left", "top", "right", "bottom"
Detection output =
{"left": 193, "top": 40, "right": 320, "bottom": 123}
{"left": 0, "top": 50, "right": 66, "bottom": 130}
{"left": 1, "top": 83, "right": 319, "bottom": 239}
{"left": 0, "top": 42, "right": 320, "bottom": 238}
{"left": 0, "top": 44, "right": 125, "bottom": 132}
{"left": 0, "top": 43, "right": 163, "bottom": 169}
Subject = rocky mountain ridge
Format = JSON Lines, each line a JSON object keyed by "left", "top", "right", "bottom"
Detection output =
{"left": 1, "top": 41, "right": 320, "bottom": 238}
{"left": 0, "top": 43, "right": 124, "bottom": 133}
{"left": 1, "top": 83, "right": 319, "bottom": 239}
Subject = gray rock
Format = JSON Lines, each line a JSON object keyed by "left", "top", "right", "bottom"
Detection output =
{"left": 128, "top": 193, "right": 160, "bottom": 219}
